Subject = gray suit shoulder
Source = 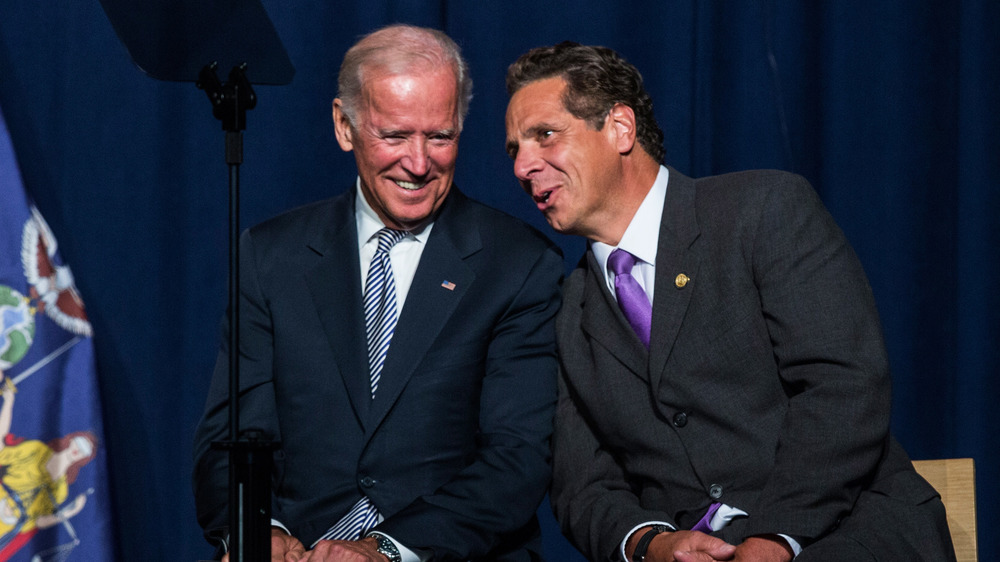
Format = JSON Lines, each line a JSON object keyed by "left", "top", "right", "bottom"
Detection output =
{"left": 697, "top": 168, "right": 816, "bottom": 199}
{"left": 692, "top": 168, "right": 825, "bottom": 223}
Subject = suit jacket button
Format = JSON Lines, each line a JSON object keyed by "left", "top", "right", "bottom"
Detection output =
{"left": 709, "top": 484, "right": 723, "bottom": 499}
{"left": 672, "top": 412, "right": 688, "bottom": 427}
{"left": 360, "top": 476, "right": 375, "bottom": 488}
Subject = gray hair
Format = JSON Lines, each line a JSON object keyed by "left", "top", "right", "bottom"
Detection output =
{"left": 337, "top": 24, "right": 473, "bottom": 130}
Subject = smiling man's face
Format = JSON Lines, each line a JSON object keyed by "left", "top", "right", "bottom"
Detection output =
{"left": 334, "top": 65, "right": 460, "bottom": 231}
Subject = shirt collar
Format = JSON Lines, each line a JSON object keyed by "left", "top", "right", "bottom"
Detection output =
{"left": 354, "top": 178, "right": 433, "bottom": 248}
{"left": 591, "top": 165, "right": 670, "bottom": 272}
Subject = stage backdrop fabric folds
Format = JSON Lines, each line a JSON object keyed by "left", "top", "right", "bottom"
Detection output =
{"left": 0, "top": 1, "right": 995, "bottom": 560}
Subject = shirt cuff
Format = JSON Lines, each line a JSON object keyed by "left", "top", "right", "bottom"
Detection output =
{"left": 777, "top": 534, "right": 803, "bottom": 557}
{"left": 270, "top": 518, "right": 290, "bottom": 536}
{"left": 620, "top": 521, "right": 674, "bottom": 561}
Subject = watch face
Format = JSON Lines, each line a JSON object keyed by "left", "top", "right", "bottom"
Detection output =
{"left": 372, "top": 534, "right": 401, "bottom": 562}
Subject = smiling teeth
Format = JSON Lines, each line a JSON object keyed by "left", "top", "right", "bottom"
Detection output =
{"left": 396, "top": 180, "right": 425, "bottom": 191}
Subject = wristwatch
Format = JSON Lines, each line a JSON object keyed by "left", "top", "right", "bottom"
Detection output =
{"left": 631, "top": 524, "right": 669, "bottom": 562}
{"left": 368, "top": 532, "right": 402, "bottom": 562}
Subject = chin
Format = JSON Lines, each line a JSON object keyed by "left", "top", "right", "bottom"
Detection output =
{"left": 544, "top": 217, "right": 567, "bottom": 233}
{"left": 389, "top": 211, "right": 433, "bottom": 229}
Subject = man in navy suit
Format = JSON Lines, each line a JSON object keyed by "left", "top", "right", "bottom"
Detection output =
{"left": 193, "top": 25, "right": 562, "bottom": 562}
{"left": 504, "top": 42, "right": 954, "bottom": 562}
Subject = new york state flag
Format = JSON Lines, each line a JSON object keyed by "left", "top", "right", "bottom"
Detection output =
{"left": 0, "top": 106, "right": 115, "bottom": 560}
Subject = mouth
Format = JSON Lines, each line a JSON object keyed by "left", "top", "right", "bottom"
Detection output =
{"left": 395, "top": 179, "right": 427, "bottom": 191}
{"left": 531, "top": 186, "right": 558, "bottom": 211}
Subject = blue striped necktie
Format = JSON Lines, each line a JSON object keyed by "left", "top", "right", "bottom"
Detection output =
{"left": 317, "top": 227, "right": 406, "bottom": 544}
{"left": 364, "top": 227, "right": 407, "bottom": 397}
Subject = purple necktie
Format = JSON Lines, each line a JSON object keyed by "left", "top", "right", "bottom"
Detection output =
{"left": 608, "top": 248, "right": 652, "bottom": 348}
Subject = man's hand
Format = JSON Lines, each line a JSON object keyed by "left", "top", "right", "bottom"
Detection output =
{"left": 221, "top": 527, "right": 306, "bottom": 562}
{"left": 299, "top": 537, "right": 387, "bottom": 561}
{"left": 628, "top": 528, "right": 736, "bottom": 562}
{"left": 729, "top": 535, "right": 793, "bottom": 562}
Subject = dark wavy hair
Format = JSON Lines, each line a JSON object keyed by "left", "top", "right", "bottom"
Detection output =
{"left": 506, "top": 42, "right": 665, "bottom": 164}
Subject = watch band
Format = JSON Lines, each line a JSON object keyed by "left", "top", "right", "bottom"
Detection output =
{"left": 631, "top": 525, "right": 668, "bottom": 562}
{"left": 368, "top": 532, "right": 402, "bottom": 562}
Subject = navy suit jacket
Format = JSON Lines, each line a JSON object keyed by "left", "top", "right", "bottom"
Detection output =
{"left": 193, "top": 186, "right": 563, "bottom": 561}
{"left": 551, "top": 168, "right": 953, "bottom": 561}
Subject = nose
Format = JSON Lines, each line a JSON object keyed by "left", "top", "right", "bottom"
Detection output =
{"left": 513, "top": 144, "right": 541, "bottom": 184}
{"left": 402, "top": 138, "right": 430, "bottom": 177}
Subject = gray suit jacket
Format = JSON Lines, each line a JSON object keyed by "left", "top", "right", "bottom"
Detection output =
{"left": 551, "top": 167, "right": 953, "bottom": 561}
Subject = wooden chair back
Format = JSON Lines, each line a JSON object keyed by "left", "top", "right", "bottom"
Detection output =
{"left": 912, "top": 458, "right": 977, "bottom": 562}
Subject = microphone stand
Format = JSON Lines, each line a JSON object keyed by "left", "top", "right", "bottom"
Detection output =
{"left": 198, "top": 62, "right": 277, "bottom": 562}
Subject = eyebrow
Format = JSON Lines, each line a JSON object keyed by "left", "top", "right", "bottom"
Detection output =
{"left": 506, "top": 122, "right": 558, "bottom": 157}
{"left": 379, "top": 127, "right": 458, "bottom": 138}
{"left": 505, "top": 139, "right": 519, "bottom": 157}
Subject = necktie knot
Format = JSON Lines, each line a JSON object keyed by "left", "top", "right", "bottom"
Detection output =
{"left": 375, "top": 228, "right": 407, "bottom": 254}
{"left": 608, "top": 248, "right": 638, "bottom": 276}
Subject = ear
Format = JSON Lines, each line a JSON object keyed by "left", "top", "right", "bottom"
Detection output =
{"left": 606, "top": 103, "right": 637, "bottom": 155}
{"left": 332, "top": 99, "right": 355, "bottom": 152}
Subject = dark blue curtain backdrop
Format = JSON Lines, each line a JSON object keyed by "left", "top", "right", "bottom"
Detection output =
{"left": 1, "top": 1, "right": 996, "bottom": 560}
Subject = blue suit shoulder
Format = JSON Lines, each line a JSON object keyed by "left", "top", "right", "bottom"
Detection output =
{"left": 246, "top": 193, "right": 349, "bottom": 243}
{"left": 440, "top": 188, "right": 562, "bottom": 258}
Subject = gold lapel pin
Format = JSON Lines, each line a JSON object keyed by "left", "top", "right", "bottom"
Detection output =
{"left": 675, "top": 273, "right": 690, "bottom": 289}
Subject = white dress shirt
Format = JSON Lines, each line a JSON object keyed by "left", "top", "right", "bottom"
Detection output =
{"left": 355, "top": 181, "right": 433, "bottom": 309}
{"left": 591, "top": 165, "right": 669, "bottom": 304}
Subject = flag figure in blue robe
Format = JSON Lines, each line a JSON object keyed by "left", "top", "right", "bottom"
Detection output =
{"left": 0, "top": 106, "right": 115, "bottom": 561}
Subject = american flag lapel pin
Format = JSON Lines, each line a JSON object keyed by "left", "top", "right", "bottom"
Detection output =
{"left": 441, "top": 280, "right": 457, "bottom": 291}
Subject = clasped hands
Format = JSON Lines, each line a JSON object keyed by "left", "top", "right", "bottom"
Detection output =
{"left": 221, "top": 528, "right": 389, "bottom": 562}
{"left": 627, "top": 527, "right": 793, "bottom": 562}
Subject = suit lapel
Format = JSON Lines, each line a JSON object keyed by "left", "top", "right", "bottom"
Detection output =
{"left": 366, "top": 190, "right": 478, "bottom": 433}
{"left": 304, "top": 190, "right": 372, "bottom": 426}
{"left": 649, "top": 167, "right": 701, "bottom": 392}
{"left": 580, "top": 250, "right": 649, "bottom": 379}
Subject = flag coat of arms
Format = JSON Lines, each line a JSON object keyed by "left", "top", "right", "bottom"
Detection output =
{"left": 0, "top": 107, "right": 115, "bottom": 560}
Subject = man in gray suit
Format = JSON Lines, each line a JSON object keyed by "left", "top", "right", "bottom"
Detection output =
{"left": 504, "top": 42, "right": 955, "bottom": 562}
